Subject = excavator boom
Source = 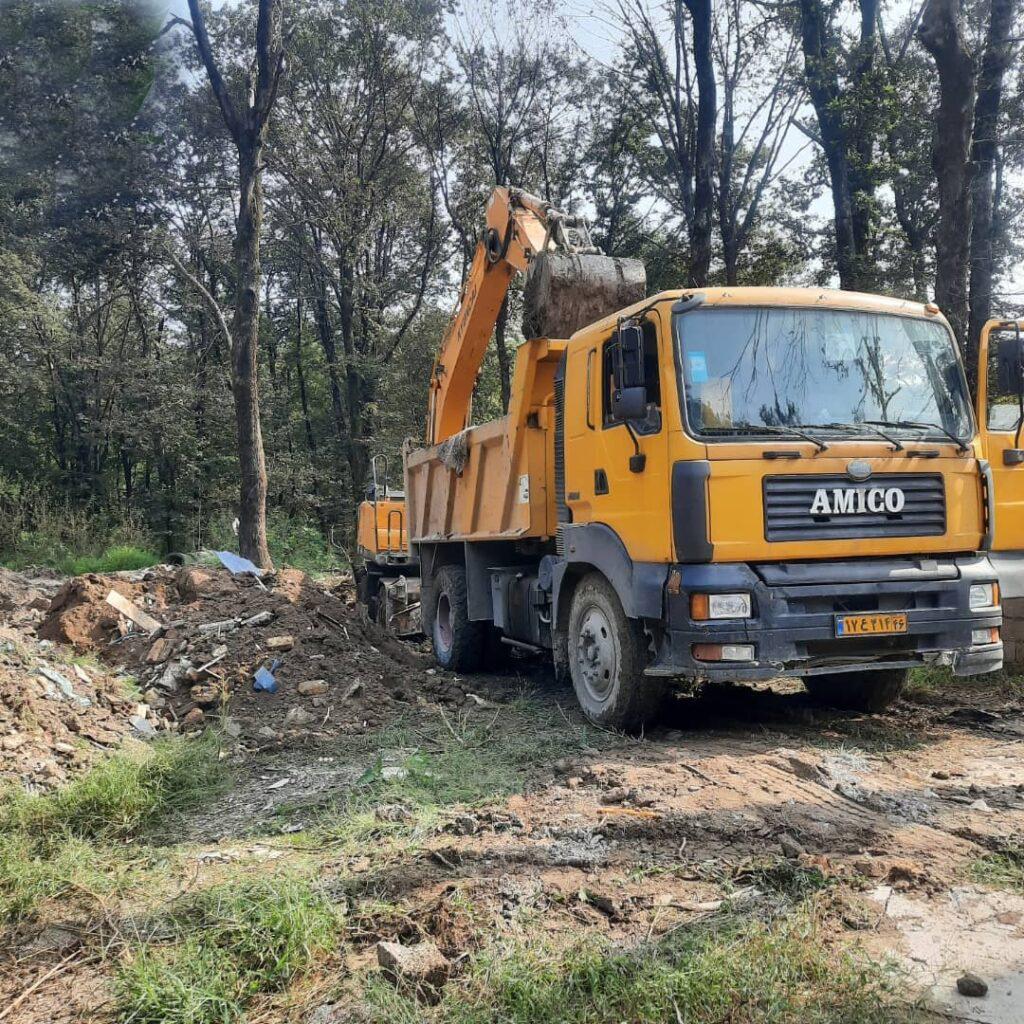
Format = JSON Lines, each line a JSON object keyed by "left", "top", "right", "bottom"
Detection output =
{"left": 426, "top": 187, "right": 642, "bottom": 445}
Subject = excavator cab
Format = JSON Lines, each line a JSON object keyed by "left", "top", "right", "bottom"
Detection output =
{"left": 355, "top": 455, "right": 420, "bottom": 634}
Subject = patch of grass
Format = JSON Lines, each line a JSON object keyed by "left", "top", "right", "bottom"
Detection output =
{"left": 907, "top": 665, "right": 1024, "bottom": 699}
{"left": 115, "top": 875, "right": 340, "bottom": 1024}
{"left": 966, "top": 840, "right": 1024, "bottom": 892}
{"left": 1, "top": 734, "right": 227, "bottom": 844}
{"left": 58, "top": 544, "right": 160, "bottom": 575}
{"left": 367, "top": 903, "right": 919, "bottom": 1024}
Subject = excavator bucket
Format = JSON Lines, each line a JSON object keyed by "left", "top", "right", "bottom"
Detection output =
{"left": 522, "top": 252, "right": 647, "bottom": 339}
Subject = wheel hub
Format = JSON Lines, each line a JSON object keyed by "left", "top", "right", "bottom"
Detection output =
{"left": 575, "top": 604, "right": 616, "bottom": 701}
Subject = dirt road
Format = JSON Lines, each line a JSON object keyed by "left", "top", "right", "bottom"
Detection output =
{"left": 2, "top": 567, "right": 1023, "bottom": 1022}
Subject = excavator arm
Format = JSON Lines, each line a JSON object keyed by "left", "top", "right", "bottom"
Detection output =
{"left": 426, "top": 187, "right": 599, "bottom": 445}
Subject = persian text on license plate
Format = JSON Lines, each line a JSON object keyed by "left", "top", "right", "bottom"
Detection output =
{"left": 835, "top": 613, "right": 908, "bottom": 637}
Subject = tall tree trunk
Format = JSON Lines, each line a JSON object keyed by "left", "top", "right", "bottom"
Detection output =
{"left": 685, "top": 0, "right": 715, "bottom": 287}
{"left": 968, "top": 0, "right": 1016, "bottom": 366}
{"left": 799, "top": 0, "right": 860, "bottom": 289}
{"left": 231, "top": 141, "right": 272, "bottom": 567}
{"left": 919, "top": 0, "right": 976, "bottom": 353}
{"left": 849, "top": 0, "right": 878, "bottom": 280}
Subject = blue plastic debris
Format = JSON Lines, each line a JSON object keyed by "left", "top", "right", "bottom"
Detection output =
{"left": 215, "top": 551, "right": 265, "bottom": 577}
{"left": 253, "top": 658, "right": 282, "bottom": 693}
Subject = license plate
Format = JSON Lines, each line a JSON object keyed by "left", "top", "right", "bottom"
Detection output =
{"left": 835, "top": 613, "right": 908, "bottom": 637}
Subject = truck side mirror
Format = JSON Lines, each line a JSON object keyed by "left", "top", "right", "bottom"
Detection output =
{"left": 996, "top": 335, "right": 1024, "bottom": 395}
{"left": 611, "top": 385, "right": 648, "bottom": 420}
{"left": 613, "top": 322, "right": 645, "bottom": 390}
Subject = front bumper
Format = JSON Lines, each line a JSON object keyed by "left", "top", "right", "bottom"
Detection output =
{"left": 646, "top": 555, "right": 1003, "bottom": 681}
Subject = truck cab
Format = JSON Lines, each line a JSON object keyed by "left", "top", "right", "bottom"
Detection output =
{"left": 553, "top": 288, "right": 1001, "bottom": 724}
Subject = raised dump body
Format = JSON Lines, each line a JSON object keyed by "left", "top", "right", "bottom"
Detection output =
{"left": 405, "top": 338, "right": 565, "bottom": 543}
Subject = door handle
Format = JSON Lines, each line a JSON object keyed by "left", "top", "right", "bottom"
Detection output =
{"left": 594, "top": 469, "right": 609, "bottom": 495}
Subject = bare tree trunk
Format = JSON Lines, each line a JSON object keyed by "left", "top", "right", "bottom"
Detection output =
{"left": 685, "top": 0, "right": 715, "bottom": 287}
{"left": 919, "top": 0, "right": 976, "bottom": 353}
{"left": 182, "top": 0, "right": 285, "bottom": 568}
{"left": 232, "top": 140, "right": 272, "bottom": 567}
{"left": 968, "top": 0, "right": 1016, "bottom": 365}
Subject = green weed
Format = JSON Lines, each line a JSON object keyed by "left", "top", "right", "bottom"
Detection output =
{"left": 0, "top": 734, "right": 227, "bottom": 845}
{"left": 907, "top": 665, "right": 1024, "bottom": 699}
{"left": 966, "top": 840, "right": 1024, "bottom": 892}
{"left": 367, "top": 904, "right": 918, "bottom": 1024}
{"left": 59, "top": 544, "right": 160, "bottom": 575}
{"left": 115, "top": 875, "right": 340, "bottom": 1024}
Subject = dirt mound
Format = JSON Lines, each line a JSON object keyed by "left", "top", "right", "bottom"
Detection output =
{"left": 39, "top": 564, "right": 449, "bottom": 746}
{"left": 0, "top": 568, "right": 62, "bottom": 628}
{"left": 0, "top": 626, "right": 145, "bottom": 790}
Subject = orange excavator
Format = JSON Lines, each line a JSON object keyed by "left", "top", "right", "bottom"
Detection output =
{"left": 355, "top": 187, "right": 643, "bottom": 633}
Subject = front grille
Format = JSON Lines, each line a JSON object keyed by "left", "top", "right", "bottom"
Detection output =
{"left": 764, "top": 473, "right": 945, "bottom": 542}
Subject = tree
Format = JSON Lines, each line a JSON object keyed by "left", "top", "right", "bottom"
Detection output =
{"left": 968, "top": 0, "right": 1017, "bottom": 359}
{"left": 797, "top": 0, "right": 888, "bottom": 290}
{"left": 175, "top": 0, "right": 287, "bottom": 568}
{"left": 918, "top": 0, "right": 976, "bottom": 351}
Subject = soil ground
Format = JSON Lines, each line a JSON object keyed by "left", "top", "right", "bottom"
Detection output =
{"left": 2, "top": 567, "right": 1023, "bottom": 1022}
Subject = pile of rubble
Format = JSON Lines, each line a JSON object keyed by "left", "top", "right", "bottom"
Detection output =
{"left": 38, "top": 564, "right": 449, "bottom": 746}
{"left": 0, "top": 571, "right": 147, "bottom": 791}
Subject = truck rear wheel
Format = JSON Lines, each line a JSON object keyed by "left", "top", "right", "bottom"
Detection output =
{"left": 568, "top": 572, "right": 663, "bottom": 732}
{"left": 802, "top": 668, "right": 908, "bottom": 713}
{"left": 430, "top": 565, "right": 483, "bottom": 672}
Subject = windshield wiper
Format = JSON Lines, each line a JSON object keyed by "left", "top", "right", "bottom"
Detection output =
{"left": 734, "top": 423, "right": 830, "bottom": 453}
{"left": 819, "top": 421, "right": 904, "bottom": 452}
{"left": 862, "top": 419, "right": 969, "bottom": 454}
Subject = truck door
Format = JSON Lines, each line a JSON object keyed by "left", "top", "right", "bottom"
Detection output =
{"left": 977, "top": 319, "right": 1024, "bottom": 594}
{"left": 566, "top": 318, "right": 670, "bottom": 563}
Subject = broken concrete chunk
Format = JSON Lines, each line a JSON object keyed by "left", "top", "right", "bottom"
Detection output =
{"left": 198, "top": 617, "right": 240, "bottom": 634}
{"left": 298, "top": 679, "right": 328, "bottom": 697}
{"left": 155, "top": 658, "right": 193, "bottom": 692}
{"left": 284, "top": 706, "right": 317, "bottom": 728}
{"left": 265, "top": 635, "right": 294, "bottom": 651}
{"left": 376, "top": 940, "right": 449, "bottom": 1002}
{"left": 241, "top": 610, "right": 274, "bottom": 627}
{"left": 189, "top": 682, "right": 221, "bottom": 707}
{"left": 105, "top": 590, "right": 161, "bottom": 633}
{"left": 129, "top": 715, "right": 157, "bottom": 739}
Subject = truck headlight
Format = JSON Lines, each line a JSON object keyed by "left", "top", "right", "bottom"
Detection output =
{"left": 969, "top": 583, "right": 999, "bottom": 610}
{"left": 690, "top": 592, "right": 752, "bottom": 620}
{"left": 972, "top": 627, "right": 999, "bottom": 645}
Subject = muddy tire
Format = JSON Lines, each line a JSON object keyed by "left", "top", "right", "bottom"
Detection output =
{"left": 375, "top": 582, "right": 389, "bottom": 629}
{"left": 430, "top": 565, "right": 483, "bottom": 672}
{"left": 567, "top": 572, "right": 663, "bottom": 731}
{"left": 802, "top": 668, "right": 908, "bottom": 713}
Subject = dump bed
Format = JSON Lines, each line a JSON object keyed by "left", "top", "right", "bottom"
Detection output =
{"left": 405, "top": 338, "right": 564, "bottom": 544}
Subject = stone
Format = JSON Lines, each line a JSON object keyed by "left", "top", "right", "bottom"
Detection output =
{"left": 129, "top": 715, "right": 157, "bottom": 739}
{"left": 146, "top": 638, "right": 176, "bottom": 664}
{"left": 190, "top": 682, "right": 221, "bottom": 707}
{"left": 376, "top": 940, "right": 449, "bottom": 1002}
{"left": 284, "top": 706, "right": 317, "bottom": 728}
{"left": 298, "top": 679, "right": 329, "bottom": 697}
{"left": 181, "top": 707, "right": 205, "bottom": 731}
{"left": 381, "top": 765, "right": 407, "bottom": 781}
{"left": 553, "top": 757, "right": 574, "bottom": 774}
{"left": 375, "top": 804, "right": 413, "bottom": 823}
{"left": 53, "top": 741, "right": 75, "bottom": 755}
{"left": 258, "top": 725, "right": 279, "bottom": 740}
{"left": 265, "top": 635, "right": 294, "bottom": 651}
{"left": 142, "top": 687, "right": 166, "bottom": 709}
{"left": 222, "top": 716, "right": 242, "bottom": 738}
{"left": 969, "top": 798, "right": 992, "bottom": 812}
{"left": 600, "top": 786, "right": 629, "bottom": 805}
{"left": 1, "top": 733, "right": 25, "bottom": 750}
{"left": 778, "top": 833, "right": 806, "bottom": 859}
{"left": 956, "top": 972, "right": 988, "bottom": 998}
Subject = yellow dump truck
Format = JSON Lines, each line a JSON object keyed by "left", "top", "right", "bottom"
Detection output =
{"left": 362, "top": 187, "right": 1013, "bottom": 730}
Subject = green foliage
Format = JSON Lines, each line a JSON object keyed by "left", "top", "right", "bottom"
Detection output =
{"left": 369, "top": 906, "right": 918, "bottom": 1024}
{"left": 966, "top": 839, "right": 1024, "bottom": 892}
{"left": 115, "top": 876, "right": 339, "bottom": 1024}
{"left": 0, "top": 735, "right": 227, "bottom": 846}
{"left": 907, "top": 665, "right": 1024, "bottom": 699}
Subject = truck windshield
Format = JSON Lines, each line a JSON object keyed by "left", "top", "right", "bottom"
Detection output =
{"left": 676, "top": 307, "right": 972, "bottom": 443}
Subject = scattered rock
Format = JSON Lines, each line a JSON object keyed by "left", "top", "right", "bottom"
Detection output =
{"left": 375, "top": 803, "right": 413, "bottom": 823}
{"left": 284, "top": 706, "right": 317, "bottom": 728}
{"left": 956, "top": 972, "right": 988, "bottom": 998}
{"left": 189, "top": 682, "right": 221, "bottom": 706}
{"left": 376, "top": 940, "right": 450, "bottom": 1002}
{"left": 146, "top": 638, "right": 176, "bottom": 664}
{"left": 181, "top": 707, "right": 205, "bottom": 731}
{"left": 222, "top": 716, "right": 242, "bottom": 738}
{"left": 298, "top": 679, "right": 329, "bottom": 697}
{"left": 129, "top": 715, "right": 157, "bottom": 739}
{"left": 778, "top": 833, "right": 806, "bottom": 858}
{"left": 600, "top": 787, "right": 629, "bottom": 805}
{"left": 969, "top": 798, "right": 992, "bottom": 812}
{"left": 1, "top": 733, "right": 24, "bottom": 751}
{"left": 931, "top": 769, "right": 950, "bottom": 780}
{"left": 265, "top": 635, "right": 294, "bottom": 651}
{"left": 381, "top": 765, "right": 407, "bottom": 781}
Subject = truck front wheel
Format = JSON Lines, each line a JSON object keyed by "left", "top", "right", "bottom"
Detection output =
{"left": 802, "top": 668, "right": 908, "bottom": 713}
{"left": 430, "top": 565, "right": 483, "bottom": 672}
{"left": 568, "top": 572, "right": 663, "bottom": 732}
